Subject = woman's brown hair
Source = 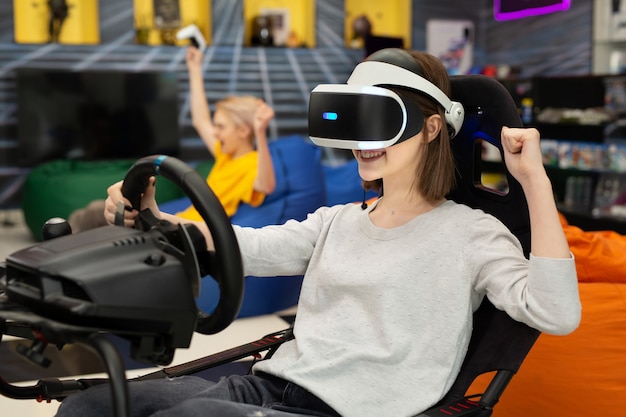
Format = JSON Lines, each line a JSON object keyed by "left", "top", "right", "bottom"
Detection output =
{"left": 362, "top": 50, "right": 456, "bottom": 202}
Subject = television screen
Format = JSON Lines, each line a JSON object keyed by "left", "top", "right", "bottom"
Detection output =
{"left": 16, "top": 69, "right": 180, "bottom": 166}
{"left": 494, "top": 0, "right": 571, "bottom": 21}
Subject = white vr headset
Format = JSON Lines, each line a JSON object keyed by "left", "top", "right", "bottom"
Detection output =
{"left": 308, "top": 60, "right": 465, "bottom": 150}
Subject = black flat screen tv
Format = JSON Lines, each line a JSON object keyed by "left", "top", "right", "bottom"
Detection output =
{"left": 16, "top": 68, "right": 180, "bottom": 166}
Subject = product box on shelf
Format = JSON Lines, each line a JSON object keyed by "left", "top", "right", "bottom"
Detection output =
{"left": 541, "top": 138, "right": 626, "bottom": 173}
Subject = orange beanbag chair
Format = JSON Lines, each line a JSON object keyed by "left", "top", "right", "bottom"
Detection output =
{"left": 559, "top": 212, "right": 626, "bottom": 283}
{"left": 471, "top": 282, "right": 626, "bottom": 416}
{"left": 469, "top": 213, "right": 626, "bottom": 416}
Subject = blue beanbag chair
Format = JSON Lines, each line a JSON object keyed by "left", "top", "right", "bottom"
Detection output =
{"left": 160, "top": 135, "right": 326, "bottom": 317}
{"left": 231, "top": 135, "right": 327, "bottom": 227}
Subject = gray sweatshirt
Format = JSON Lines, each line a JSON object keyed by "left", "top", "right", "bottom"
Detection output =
{"left": 234, "top": 199, "right": 581, "bottom": 417}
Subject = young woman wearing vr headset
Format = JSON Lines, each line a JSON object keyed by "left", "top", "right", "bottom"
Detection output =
{"left": 57, "top": 48, "right": 581, "bottom": 417}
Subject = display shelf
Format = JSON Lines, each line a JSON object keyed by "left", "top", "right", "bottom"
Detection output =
{"left": 559, "top": 206, "right": 626, "bottom": 234}
{"left": 497, "top": 74, "right": 626, "bottom": 232}
{"left": 133, "top": 0, "right": 212, "bottom": 46}
{"left": 535, "top": 122, "right": 606, "bottom": 142}
{"left": 243, "top": 0, "right": 315, "bottom": 47}
{"left": 13, "top": 0, "right": 100, "bottom": 45}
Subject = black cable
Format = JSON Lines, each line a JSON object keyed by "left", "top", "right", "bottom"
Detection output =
{"left": 361, "top": 188, "right": 368, "bottom": 210}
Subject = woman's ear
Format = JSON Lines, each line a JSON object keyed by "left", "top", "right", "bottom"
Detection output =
{"left": 424, "top": 114, "right": 443, "bottom": 143}
{"left": 237, "top": 123, "right": 252, "bottom": 141}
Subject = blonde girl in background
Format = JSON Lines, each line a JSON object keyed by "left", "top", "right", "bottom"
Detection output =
{"left": 178, "top": 46, "right": 276, "bottom": 220}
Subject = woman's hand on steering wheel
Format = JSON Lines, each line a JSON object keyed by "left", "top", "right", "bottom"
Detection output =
{"left": 104, "top": 176, "right": 160, "bottom": 227}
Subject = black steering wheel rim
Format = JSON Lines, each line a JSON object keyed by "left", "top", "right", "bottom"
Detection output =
{"left": 121, "top": 155, "right": 244, "bottom": 335}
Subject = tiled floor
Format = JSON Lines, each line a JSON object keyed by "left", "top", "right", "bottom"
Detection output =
{"left": 0, "top": 208, "right": 295, "bottom": 416}
{"left": 0, "top": 209, "right": 35, "bottom": 260}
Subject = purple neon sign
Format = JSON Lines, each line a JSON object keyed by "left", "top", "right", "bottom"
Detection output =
{"left": 494, "top": 0, "right": 571, "bottom": 21}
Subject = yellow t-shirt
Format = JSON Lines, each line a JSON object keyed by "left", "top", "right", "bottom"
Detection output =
{"left": 177, "top": 142, "right": 266, "bottom": 220}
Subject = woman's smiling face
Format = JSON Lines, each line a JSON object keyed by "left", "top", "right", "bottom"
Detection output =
{"left": 352, "top": 133, "right": 423, "bottom": 184}
{"left": 351, "top": 113, "right": 443, "bottom": 196}
{"left": 213, "top": 109, "right": 249, "bottom": 155}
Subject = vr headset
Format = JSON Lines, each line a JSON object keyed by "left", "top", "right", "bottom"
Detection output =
{"left": 308, "top": 55, "right": 465, "bottom": 150}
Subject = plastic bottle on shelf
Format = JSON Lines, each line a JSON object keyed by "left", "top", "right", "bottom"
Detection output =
{"left": 564, "top": 176, "right": 576, "bottom": 208}
{"left": 521, "top": 97, "right": 533, "bottom": 125}
{"left": 581, "top": 176, "right": 592, "bottom": 209}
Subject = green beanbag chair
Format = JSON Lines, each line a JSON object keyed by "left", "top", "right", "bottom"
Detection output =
{"left": 22, "top": 159, "right": 185, "bottom": 240}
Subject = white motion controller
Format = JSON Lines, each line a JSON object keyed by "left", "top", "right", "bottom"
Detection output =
{"left": 176, "top": 24, "right": 207, "bottom": 51}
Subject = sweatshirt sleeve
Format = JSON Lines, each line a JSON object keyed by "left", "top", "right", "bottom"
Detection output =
{"left": 469, "top": 215, "right": 581, "bottom": 335}
{"left": 232, "top": 206, "right": 338, "bottom": 277}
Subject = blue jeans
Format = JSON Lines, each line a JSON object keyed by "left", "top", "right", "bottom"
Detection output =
{"left": 55, "top": 373, "right": 341, "bottom": 417}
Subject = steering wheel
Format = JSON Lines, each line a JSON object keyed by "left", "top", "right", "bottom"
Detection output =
{"left": 121, "top": 155, "right": 244, "bottom": 335}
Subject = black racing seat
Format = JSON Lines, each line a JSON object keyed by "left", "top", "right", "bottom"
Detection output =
{"left": 416, "top": 74, "right": 535, "bottom": 416}
{"left": 138, "top": 74, "right": 538, "bottom": 417}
